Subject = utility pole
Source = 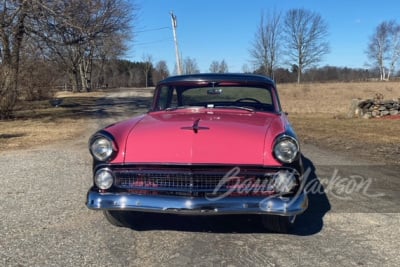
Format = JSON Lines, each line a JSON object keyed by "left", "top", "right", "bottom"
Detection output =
{"left": 170, "top": 12, "right": 182, "bottom": 75}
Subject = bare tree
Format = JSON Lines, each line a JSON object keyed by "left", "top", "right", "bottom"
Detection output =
{"left": 142, "top": 54, "right": 153, "bottom": 87}
{"left": 94, "top": 33, "right": 128, "bottom": 88}
{"left": 241, "top": 64, "right": 251, "bottom": 73}
{"left": 366, "top": 20, "right": 400, "bottom": 81}
{"left": 0, "top": 0, "right": 29, "bottom": 119}
{"left": 249, "top": 10, "right": 281, "bottom": 79}
{"left": 219, "top": 59, "right": 228, "bottom": 73}
{"left": 182, "top": 57, "right": 199, "bottom": 74}
{"left": 19, "top": 38, "right": 60, "bottom": 100}
{"left": 30, "top": 0, "right": 135, "bottom": 92}
{"left": 153, "top": 60, "right": 169, "bottom": 84}
{"left": 387, "top": 23, "right": 400, "bottom": 79}
{"left": 283, "top": 8, "right": 329, "bottom": 83}
{"left": 209, "top": 60, "right": 219, "bottom": 72}
{"left": 209, "top": 59, "right": 228, "bottom": 73}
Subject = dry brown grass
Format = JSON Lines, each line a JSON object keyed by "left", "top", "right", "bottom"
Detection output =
{"left": 278, "top": 81, "right": 400, "bottom": 114}
{"left": 55, "top": 90, "right": 107, "bottom": 98}
{"left": 0, "top": 91, "right": 107, "bottom": 152}
{"left": 0, "top": 118, "right": 87, "bottom": 151}
{"left": 290, "top": 113, "right": 400, "bottom": 161}
{"left": 277, "top": 81, "right": 400, "bottom": 163}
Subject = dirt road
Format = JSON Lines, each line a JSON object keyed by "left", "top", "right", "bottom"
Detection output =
{"left": 1, "top": 89, "right": 399, "bottom": 266}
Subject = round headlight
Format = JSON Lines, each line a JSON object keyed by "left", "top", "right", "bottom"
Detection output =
{"left": 273, "top": 136, "right": 299, "bottom": 163}
{"left": 90, "top": 135, "right": 115, "bottom": 162}
{"left": 94, "top": 169, "right": 114, "bottom": 190}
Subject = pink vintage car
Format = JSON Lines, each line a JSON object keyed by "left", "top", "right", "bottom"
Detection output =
{"left": 86, "top": 73, "right": 308, "bottom": 233}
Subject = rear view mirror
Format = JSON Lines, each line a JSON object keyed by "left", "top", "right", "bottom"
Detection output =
{"left": 207, "top": 88, "right": 223, "bottom": 95}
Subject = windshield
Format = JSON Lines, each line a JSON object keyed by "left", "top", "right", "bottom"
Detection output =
{"left": 154, "top": 84, "right": 276, "bottom": 112}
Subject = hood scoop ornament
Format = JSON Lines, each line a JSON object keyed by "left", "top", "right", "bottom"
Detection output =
{"left": 181, "top": 118, "right": 210, "bottom": 133}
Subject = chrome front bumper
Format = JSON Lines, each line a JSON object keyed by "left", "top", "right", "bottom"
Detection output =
{"left": 86, "top": 189, "right": 308, "bottom": 216}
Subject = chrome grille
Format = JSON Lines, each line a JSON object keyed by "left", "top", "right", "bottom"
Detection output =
{"left": 108, "top": 166, "right": 298, "bottom": 196}
{"left": 115, "top": 170, "right": 243, "bottom": 192}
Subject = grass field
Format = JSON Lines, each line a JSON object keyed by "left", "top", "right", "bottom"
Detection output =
{"left": 1, "top": 82, "right": 399, "bottom": 163}
{"left": 278, "top": 82, "right": 400, "bottom": 164}
{"left": 278, "top": 81, "right": 400, "bottom": 114}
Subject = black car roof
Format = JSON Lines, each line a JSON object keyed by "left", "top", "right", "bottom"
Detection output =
{"left": 158, "top": 73, "right": 275, "bottom": 85}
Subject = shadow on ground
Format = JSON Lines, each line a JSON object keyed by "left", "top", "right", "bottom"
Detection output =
{"left": 57, "top": 96, "right": 152, "bottom": 119}
{"left": 0, "top": 133, "right": 26, "bottom": 139}
{"left": 13, "top": 89, "right": 153, "bottom": 121}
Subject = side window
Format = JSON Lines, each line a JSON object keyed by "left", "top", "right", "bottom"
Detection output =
{"left": 171, "top": 88, "right": 178, "bottom": 107}
{"left": 157, "top": 86, "right": 179, "bottom": 110}
{"left": 158, "top": 86, "right": 170, "bottom": 110}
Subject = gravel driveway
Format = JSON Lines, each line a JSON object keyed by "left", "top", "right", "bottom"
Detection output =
{"left": 1, "top": 89, "right": 399, "bottom": 266}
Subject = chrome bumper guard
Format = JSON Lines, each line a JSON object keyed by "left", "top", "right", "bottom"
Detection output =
{"left": 86, "top": 189, "right": 308, "bottom": 216}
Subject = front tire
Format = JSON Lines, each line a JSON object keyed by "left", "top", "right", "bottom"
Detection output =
{"left": 103, "top": 211, "right": 127, "bottom": 227}
{"left": 261, "top": 215, "right": 295, "bottom": 233}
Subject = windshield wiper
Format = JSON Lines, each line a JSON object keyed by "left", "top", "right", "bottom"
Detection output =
{"left": 213, "top": 105, "right": 255, "bottom": 112}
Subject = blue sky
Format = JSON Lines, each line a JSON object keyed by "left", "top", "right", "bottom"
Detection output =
{"left": 127, "top": 0, "right": 400, "bottom": 73}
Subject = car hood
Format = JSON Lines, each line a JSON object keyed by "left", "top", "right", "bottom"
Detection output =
{"left": 121, "top": 109, "right": 284, "bottom": 165}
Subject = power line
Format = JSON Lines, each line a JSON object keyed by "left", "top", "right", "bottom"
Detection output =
{"left": 134, "top": 39, "right": 172, "bottom": 46}
{"left": 135, "top": 27, "right": 170, "bottom": 34}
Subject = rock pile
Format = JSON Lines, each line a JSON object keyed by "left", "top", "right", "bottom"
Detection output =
{"left": 356, "top": 94, "right": 400, "bottom": 119}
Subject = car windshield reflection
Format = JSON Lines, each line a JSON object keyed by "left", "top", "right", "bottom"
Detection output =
{"left": 156, "top": 85, "right": 275, "bottom": 112}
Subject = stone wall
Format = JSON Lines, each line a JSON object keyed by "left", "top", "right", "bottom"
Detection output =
{"left": 348, "top": 94, "right": 400, "bottom": 119}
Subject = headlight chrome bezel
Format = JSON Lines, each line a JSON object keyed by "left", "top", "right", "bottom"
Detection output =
{"left": 94, "top": 168, "right": 115, "bottom": 190}
{"left": 273, "top": 135, "right": 300, "bottom": 164}
{"left": 89, "top": 132, "right": 118, "bottom": 162}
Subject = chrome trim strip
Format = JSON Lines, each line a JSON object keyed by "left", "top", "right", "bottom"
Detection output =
{"left": 86, "top": 189, "right": 308, "bottom": 216}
